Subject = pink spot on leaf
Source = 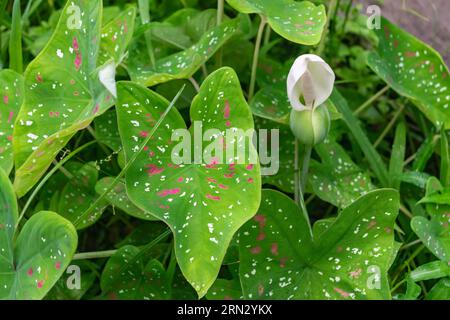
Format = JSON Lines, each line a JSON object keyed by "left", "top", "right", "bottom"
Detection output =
{"left": 224, "top": 100, "right": 231, "bottom": 119}
{"left": 146, "top": 164, "right": 164, "bottom": 176}
{"left": 250, "top": 246, "right": 261, "bottom": 254}
{"left": 158, "top": 188, "right": 180, "bottom": 197}
{"left": 271, "top": 243, "right": 279, "bottom": 256}
{"left": 334, "top": 287, "right": 350, "bottom": 298}
{"left": 206, "top": 194, "right": 221, "bottom": 201}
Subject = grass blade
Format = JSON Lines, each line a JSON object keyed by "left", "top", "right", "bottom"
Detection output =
{"left": 9, "top": 0, "right": 23, "bottom": 73}
{"left": 389, "top": 122, "right": 406, "bottom": 189}
{"left": 330, "top": 89, "right": 389, "bottom": 187}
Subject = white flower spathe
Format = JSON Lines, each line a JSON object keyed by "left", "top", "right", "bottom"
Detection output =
{"left": 287, "top": 54, "right": 335, "bottom": 111}
{"left": 99, "top": 61, "right": 117, "bottom": 98}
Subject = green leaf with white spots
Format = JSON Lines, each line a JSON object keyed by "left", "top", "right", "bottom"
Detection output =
{"left": 0, "top": 70, "right": 23, "bottom": 175}
{"left": 45, "top": 261, "right": 96, "bottom": 300}
{"left": 57, "top": 162, "right": 107, "bottom": 229}
{"left": 255, "top": 117, "right": 295, "bottom": 193}
{"left": 98, "top": 6, "right": 136, "bottom": 65}
{"left": 13, "top": 0, "right": 135, "bottom": 197}
{"left": 226, "top": 0, "right": 326, "bottom": 45}
{"left": 93, "top": 110, "right": 122, "bottom": 152}
{"left": 368, "top": 18, "right": 450, "bottom": 129}
{"left": 100, "top": 245, "right": 171, "bottom": 300}
{"left": 239, "top": 189, "right": 399, "bottom": 300}
{"left": 310, "top": 139, "right": 374, "bottom": 208}
{"left": 0, "top": 168, "right": 18, "bottom": 281}
{"left": 207, "top": 279, "right": 243, "bottom": 300}
{"left": 116, "top": 67, "right": 261, "bottom": 298}
{"left": 411, "top": 178, "right": 450, "bottom": 264}
{"left": 126, "top": 18, "right": 240, "bottom": 87}
{"left": 250, "top": 87, "right": 290, "bottom": 125}
{"left": 95, "top": 177, "right": 158, "bottom": 221}
{"left": 0, "top": 176, "right": 78, "bottom": 300}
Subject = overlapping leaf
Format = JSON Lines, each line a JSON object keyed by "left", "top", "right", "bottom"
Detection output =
{"left": 13, "top": 1, "right": 136, "bottom": 197}
{"left": 57, "top": 162, "right": 107, "bottom": 229}
{"left": 411, "top": 177, "right": 450, "bottom": 263}
{"left": 116, "top": 67, "right": 261, "bottom": 297}
{"left": 127, "top": 18, "right": 240, "bottom": 87}
{"left": 0, "top": 168, "right": 78, "bottom": 299}
{"left": 100, "top": 245, "right": 171, "bottom": 300}
{"left": 368, "top": 18, "right": 450, "bottom": 129}
{"left": 0, "top": 70, "right": 23, "bottom": 175}
{"left": 226, "top": 0, "right": 326, "bottom": 45}
{"left": 239, "top": 189, "right": 399, "bottom": 299}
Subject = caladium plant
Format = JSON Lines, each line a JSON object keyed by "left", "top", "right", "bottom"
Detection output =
{"left": 0, "top": 0, "right": 449, "bottom": 302}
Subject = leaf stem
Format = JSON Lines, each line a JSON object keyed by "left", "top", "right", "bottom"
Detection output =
{"left": 294, "top": 139, "right": 300, "bottom": 205}
{"left": 374, "top": 104, "right": 405, "bottom": 148}
{"left": 301, "top": 145, "right": 312, "bottom": 192}
{"left": 354, "top": 85, "right": 389, "bottom": 116}
{"left": 16, "top": 141, "right": 96, "bottom": 229}
{"left": 72, "top": 249, "right": 117, "bottom": 261}
{"left": 74, "top": 85, "right": 186, "bottom": 227}
{"left": 248, "top": 15, "right": 267, "bottom": 101}
{"left": 73, "top": 229, "right": 171, "bottom": 260}
{"left": 217, "top": 0, "right": 224, "bottom": 25}
{"left": 216, "top": 0, "right": 224, "bottom": 66}
{"left": 294, "top": 139, "right": 313, "bottom": 239}
{"left": 316, "top": 0, "right": 337, "bottom": 56}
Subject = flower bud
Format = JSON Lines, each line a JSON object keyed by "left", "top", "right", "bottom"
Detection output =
{"left": 287, "top": 54, "right": 335, "bottom": 111}
{"left": 290, "top": 104, "right": 330, "bottom": 146}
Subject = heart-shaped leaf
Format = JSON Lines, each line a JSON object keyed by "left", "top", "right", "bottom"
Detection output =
{"left": 116, "top": 67, "right": 261, "bottom": 297}
{"left": 411, "top": 178, "right": 450, "bottom": 263}
{"left": 0, "top": 70, "right": 23, "bottom": 175}
{"left": 13, "top": 1, "right": 136, "bottom": 197}
{"left": 98, "top": 6, "right": 136, "bottom": 65}
{"left": 127, "top": 18, "right": 240, "bottom": 87}
{"left": 100, "top": 245, "right": 171, "bottom": 300}
{"left": 239, "top": 189, "right": 399, "bottom": 299}
{"left": 0, "top": 168, "right": 78, "bottom": 299}
{"left": 368, "top": 17, "right": 450, "bottom": 129}
{"left": 226, "top": 0, "right": 326, "bottom": 45}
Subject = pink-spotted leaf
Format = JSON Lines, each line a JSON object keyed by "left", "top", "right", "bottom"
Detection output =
{"left": 13, "top": 1, "right": 135, "bottom": 197}
{"left": 116, "top": 67, "right": 261, "bottom": 297}
{"left": 0, "top": 70, "right": 23, "bottom": 175}
{"left": 239, "top": 189, "right": 399, "bottom": 299}
{"left": 226, "top": 0, "right": 326, "bottom": 45}
{"left": 0, "top": 169, "right": 77, "bottom": 299}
